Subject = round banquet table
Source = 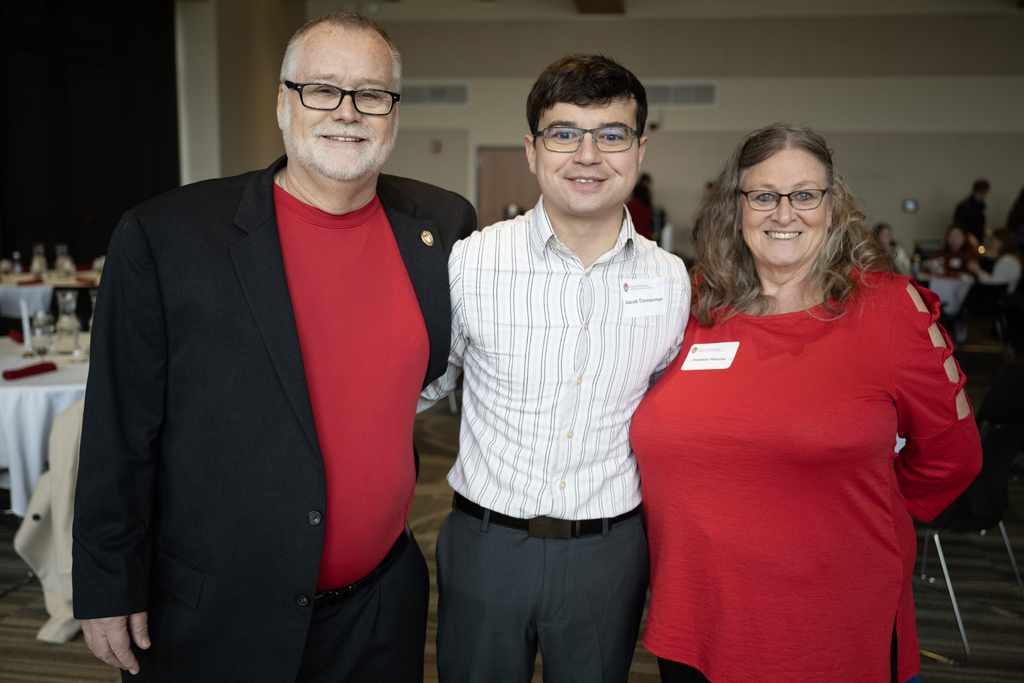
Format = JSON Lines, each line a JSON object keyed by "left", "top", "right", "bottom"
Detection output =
{"left": 922, "top": 275, "right": 973, "bottom": 316}
{"left": 0, "top": 271, "right": 101, "bottom": 319}
{"left": 0, "top": 336, "right": 88, "bottom": 516}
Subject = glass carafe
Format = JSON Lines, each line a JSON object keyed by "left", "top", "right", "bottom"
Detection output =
{"left": 30, "top": 243, "right": 47, "bottom": 278}
{"left": 30, "top": 311, "right": 55, "bottom": 356}
{"left": 55, "top": 243, "right": 76, "bottom": 278}
{"left": 55, "top": 291, "right": 79, "bottom": 354}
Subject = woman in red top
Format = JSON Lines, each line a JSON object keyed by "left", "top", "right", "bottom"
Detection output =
{"left": 631, "top": 123, "right": 982, "bottom": 683}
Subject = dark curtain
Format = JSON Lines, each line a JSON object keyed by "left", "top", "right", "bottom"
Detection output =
{"left": 0, "top": 1, "right": 180, "bottom": 265}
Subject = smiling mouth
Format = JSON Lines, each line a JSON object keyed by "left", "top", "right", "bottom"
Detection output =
{"left": 766, "top": 231, "right": 800, "bottom": 240}
{"left": 569, "top": 178, "right": 603, "bottom": 184}
{"left": 323, "top": 135, "right": 365, "bottom": 142}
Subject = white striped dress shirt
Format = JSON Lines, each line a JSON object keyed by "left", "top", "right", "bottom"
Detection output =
{"left": 419, "top": 196, "right": 690, "bottom": 519}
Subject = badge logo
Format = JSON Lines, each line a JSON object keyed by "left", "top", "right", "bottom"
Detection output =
{"left": 421, "top": 231, "right": 434, "bottom": 246}
{"left": 623, "top": 283, "right": 629, "bottom": 292}
{"left": 690, "top": 346, "right": 698, "bottom": 354}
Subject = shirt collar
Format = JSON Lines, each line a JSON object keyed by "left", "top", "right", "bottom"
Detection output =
{"left": 528, "top": 195, "right": 638, "bottom": 261}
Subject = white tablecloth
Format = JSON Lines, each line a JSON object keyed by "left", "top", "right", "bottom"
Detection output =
{"left": 0, "top": 338, "right": 88, "bottom": 516}
{"left": 0, "top": 284, "right": 53, "bottom": 318}
{"left": 926, "top": 277, "right": 973, "bottom": 316}
{"left": 0, "top": 272, "right": 101, "bottom": 319}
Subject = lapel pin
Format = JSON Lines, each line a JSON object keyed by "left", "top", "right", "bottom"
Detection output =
{"left": 421, "top": 231, "right": 434, "bottom": 246}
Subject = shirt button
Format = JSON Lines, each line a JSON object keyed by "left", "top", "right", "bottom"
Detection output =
{"left": 559, "top": 482, "right": 567, "bottom": 489}
{"left": 584, "top": 323, "right": 589, "bottom": 330}
{"left": 567, "top": 430, "right": 574, "bottom": 438}
{"left": 576, "top": 377, "right": 582, "bottom": 385}
{"left": 296, "top": 594, "right": 310, "bottom": 607}
{"left": 585, "top": 271, "right": 591, "bottom": 277}
{"left": 307, "top": 511, "right": 322, "bottom": 525}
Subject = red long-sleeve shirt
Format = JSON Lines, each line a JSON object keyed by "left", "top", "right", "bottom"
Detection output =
{"left": 275, "top": 185, "right": 428, "bottom": 589}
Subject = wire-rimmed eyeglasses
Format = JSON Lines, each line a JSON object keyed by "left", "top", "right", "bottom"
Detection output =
{"left": 284, "top": 81, "right": 400, "bottom": 116}
{"left": 738, "top": 189, "right": 828, "bottom": 211}
{"left": 535, "top": 126, "right": 638, "bottom": 153}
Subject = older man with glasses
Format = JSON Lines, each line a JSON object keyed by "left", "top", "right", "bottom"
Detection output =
{"left": 72, "top": 11, "right": 475, "bottom": 682}
{"left": 419, "top": 54, "right": 690, "bottom": 683}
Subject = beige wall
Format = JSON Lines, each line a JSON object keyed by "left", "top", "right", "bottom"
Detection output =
{"left": 381, "top": 129, "right": 468, "bottom": 197}
{"left": 175, "top": 0, "right": 305, "bottom": 180}
{"left": 369, "top": 14, "right": 1024, "bottom": 252}
{"left": 215, "top": 0, "right": 304, "bottom": 177}
{"left": 177, "top": 8, "right": 1024, "bottom": 252}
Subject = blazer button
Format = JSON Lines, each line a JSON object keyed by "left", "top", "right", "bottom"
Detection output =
{"left": 307, "top": 511, "right": 322, "bottom": 526}
{"left": 296, "top": 594, "right": 310, "bottom": 607}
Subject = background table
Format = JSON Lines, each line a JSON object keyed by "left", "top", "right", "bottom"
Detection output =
{"left": 0, "top": 337, "right": 88, "bottom": 516}
{"left": 0, "top": 271, "right": 100, "bottom": 318}
{"left": 924, "top": 276, "right": 973, "bottom": 316}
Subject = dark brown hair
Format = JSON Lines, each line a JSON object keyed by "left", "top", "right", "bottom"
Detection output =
{"left": 526, "top": 54, "right": 647, "bottom": 136}
{"left": 993, "top": 228, "right": 1022, "bottom": 264}
{"left": 973, "top": 178, "right": 990, "bottom": 194}
{"left": 691, "top": 122, "right": 892, "bottom": 327}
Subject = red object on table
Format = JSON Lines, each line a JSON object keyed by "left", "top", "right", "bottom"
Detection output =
{"left": 3, "top": 362, "right": 58, "bottom": 381}
{"left": 76, "top": 277, "right": 96, "bottom": 285}
{"left": 17, "top": 279, "right": 44, "bottom": 286}
{"left": 9, "top": 330, "right": 24, "bottom": 343}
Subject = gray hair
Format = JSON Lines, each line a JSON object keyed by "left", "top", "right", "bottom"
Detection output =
{"left": 279, "top": 11, "right": 402, "bottom": 91}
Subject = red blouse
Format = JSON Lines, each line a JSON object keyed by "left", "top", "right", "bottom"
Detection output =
{"left": 630, "top": 272, "right": 981, "bottom": 683}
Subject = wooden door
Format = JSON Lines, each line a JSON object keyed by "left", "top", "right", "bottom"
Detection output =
{"left": 476, "top": 147, "right": 541, "bottom": 228}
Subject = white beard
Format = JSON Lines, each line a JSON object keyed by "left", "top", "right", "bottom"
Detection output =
{"left": 281, "top": 106, "right": 397, "bottom": 182}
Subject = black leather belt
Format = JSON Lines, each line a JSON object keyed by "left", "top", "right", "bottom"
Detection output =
{"left": 453, "top": 492, "right": 641, "bottom": 539}
{"left": 313, "top": 525, "right": 411, "bottom": 610}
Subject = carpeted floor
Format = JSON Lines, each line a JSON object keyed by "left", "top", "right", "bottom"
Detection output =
{"left": 1, "top": 349, "right": 1021, "bottom": 682}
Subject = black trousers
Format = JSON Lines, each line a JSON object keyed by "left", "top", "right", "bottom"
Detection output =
{"left": 293, "top": 528, "right": 429, "bottom": 683}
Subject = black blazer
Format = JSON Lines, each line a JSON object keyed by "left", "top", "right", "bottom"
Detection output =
{"left": 72, "top": 156, "right": 476, "bottom": 681}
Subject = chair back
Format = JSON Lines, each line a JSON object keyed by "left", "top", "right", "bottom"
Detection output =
{"left": 965, "top": 422, "right": 1024, "bottom": 520}
{"left": 975, "top": 361, "right": 1024, "bottom": 427}
{"left": 964, "top": 282, "right": 1008, "bottom": 319}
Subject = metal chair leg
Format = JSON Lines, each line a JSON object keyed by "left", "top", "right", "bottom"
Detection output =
{"left": 921, "top": 531, "right": 930, "bottom": 579}
{"left": 999, "top": 520, "right": 1024, "bottom": 604}
{"left": 919, "top": 532, "right": 970, "bottom": 665}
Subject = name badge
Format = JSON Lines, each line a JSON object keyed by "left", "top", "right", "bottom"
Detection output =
{"left": 621, "top": 278, "right": 667, "bottom": 318}
{"left": 681, "top": 342, "right": 740, "bottom": 370}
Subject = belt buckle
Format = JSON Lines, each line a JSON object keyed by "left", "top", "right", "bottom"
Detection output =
{"left": 528, "top": 515, "right": 572, "bottom": 539}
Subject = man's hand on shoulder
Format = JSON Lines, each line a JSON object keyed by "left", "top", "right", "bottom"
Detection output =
{"left": 82, "top": 612, "right": 151, "bottom": 675}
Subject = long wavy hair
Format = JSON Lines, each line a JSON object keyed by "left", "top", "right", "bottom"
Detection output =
{"left": 691, "top": 123, "right": 892, "bottom": 327}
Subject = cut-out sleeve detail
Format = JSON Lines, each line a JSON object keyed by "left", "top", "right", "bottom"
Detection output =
{"left": 943, "top": 356, "right": 959, "bottom": 383}
{"left": 890, "top": 277, "right": 982, "bottom": 521}
{"left": 955, "top": 389, "right": 970, "bottom": 419}
{"left": 905, "top": 282, "right": 929, "bottom": 312}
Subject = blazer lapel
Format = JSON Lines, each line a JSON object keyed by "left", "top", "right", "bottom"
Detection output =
{"left": 228, "top": 157, "right": 322, "bottom": 460}
{"left": 377, "top": 177, "right": 452, "bottom": 388}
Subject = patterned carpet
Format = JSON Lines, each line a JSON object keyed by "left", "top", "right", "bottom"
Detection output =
{"left": 1, "top": 351, "right": 1021, "bottom": 682}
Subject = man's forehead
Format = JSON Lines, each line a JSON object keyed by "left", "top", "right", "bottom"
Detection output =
{"left": 538, "top": 97, "right": 637, "bottom": 128}
{"left": 294, "top": 26, "right": 392, "bottom": 80}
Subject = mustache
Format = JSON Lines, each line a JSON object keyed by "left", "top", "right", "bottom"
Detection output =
{"left": 309, "top": 123, "right": 376, "bottom": 141}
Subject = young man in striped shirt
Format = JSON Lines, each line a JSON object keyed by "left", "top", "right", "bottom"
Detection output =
{"left": 420, "top": 55, "right": 691, "bottom": 682}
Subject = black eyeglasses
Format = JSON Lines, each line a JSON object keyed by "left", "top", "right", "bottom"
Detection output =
{"left": 535, "top": 126, "right": 638, "bottom": 153}
{"left": 738, "top": 189, "right": 828, "bottom": 211}
{"left": 284, "top": 81, "right": 400, "bottom": 116}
